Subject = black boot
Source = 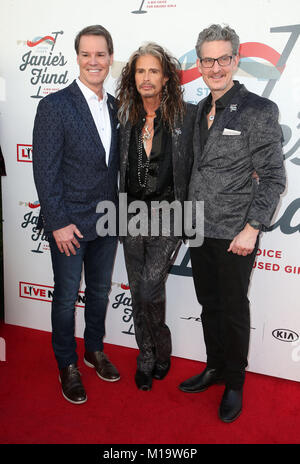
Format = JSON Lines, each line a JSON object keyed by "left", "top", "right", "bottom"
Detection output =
{"left": 153, "top": 360, "right": 170, "bottom": 380}
{"left": 219, "top": 387, "right": 243, "bottom": 423}
{"left": 179, "top": 367, "right": 224, "bottom": 393}
{"left": 135, "top": 369, "right": 152, "bottom": 391}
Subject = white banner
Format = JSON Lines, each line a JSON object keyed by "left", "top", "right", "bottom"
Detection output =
{"left": 1, "top": 0, "right": 299, "bottom": 382}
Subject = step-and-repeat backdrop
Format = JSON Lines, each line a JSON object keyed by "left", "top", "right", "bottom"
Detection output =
{"left": 1, "top": 0, "right": 299, "bottom": 382}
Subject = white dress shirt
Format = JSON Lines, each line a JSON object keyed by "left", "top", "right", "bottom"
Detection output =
{"left": 76, "top": 78, "right": 112, "bottom": 165}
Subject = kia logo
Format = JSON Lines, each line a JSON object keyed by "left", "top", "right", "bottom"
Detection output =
{"left": 272, "top": 329, "right": 299, "bottom": 342}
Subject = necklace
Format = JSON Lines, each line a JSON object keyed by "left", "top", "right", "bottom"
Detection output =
{"left": 142, "top": 124, "right": 152, "bottom": 149}
{"left": 209, "top": 114, "right": 215, "bottom": 121}
{"left": 136, "top": 128, "right": 150, "bottom": 188}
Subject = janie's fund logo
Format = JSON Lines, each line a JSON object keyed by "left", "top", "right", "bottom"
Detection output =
{"left": 19, "top": 201, "right": 49, "bottom": 254}
{"left": 19, "top": 30, "right": 68, "bottom": 99}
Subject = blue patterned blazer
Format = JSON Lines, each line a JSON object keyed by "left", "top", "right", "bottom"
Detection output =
{"left": 33, "top": 80, "right": 119, "bottom": 241}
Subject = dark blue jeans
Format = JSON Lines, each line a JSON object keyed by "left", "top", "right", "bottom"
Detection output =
{"left": 49, "top": 235, "right": 117, "bottom": 369}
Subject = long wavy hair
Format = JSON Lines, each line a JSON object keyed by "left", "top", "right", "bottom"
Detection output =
{"left": 116, "top": 42, "right": 185, "bottom": 131}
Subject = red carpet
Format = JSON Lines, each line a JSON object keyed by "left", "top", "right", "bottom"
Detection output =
{"left": 0, "top": 322, "right": 300, "bottom": 445}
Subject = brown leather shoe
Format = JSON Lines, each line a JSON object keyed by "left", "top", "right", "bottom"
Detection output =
{"left": 59, "top": 364, "right": 87, "bottom": 404}
{"left": 84, "top": 351, "right": 120, "bottom": 382}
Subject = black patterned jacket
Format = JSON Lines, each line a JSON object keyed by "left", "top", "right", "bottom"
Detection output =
{"left": 119, "top": 103, "right": 197, "bottom": 206}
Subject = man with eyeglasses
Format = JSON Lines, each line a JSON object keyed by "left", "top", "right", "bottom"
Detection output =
{"left": 179, "top": 24, "right": 286, "bottom": 422}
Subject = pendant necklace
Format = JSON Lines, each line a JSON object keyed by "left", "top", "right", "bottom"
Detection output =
{"left": 142, "top": 124, "right": 152, "bottom": 149}
{"left": 208, "top": 102, "right": 216, "bottom": 122}
{"left": 136, "top": 114, "right": 156, "bottom": 188}
{"left": 136, "top": 128, "right": 150, "bottom": 188}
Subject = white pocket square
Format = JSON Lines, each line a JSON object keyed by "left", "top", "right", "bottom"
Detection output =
{"left": 222, "top": 128, "right": 241, "bottom": 135}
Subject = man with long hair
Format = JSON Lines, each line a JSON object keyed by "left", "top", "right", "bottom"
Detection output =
{"left": 117, "top": 43, "right": 196, "bottom": 391}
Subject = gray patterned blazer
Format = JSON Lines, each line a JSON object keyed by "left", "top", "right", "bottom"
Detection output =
{"left": 188, "top": 84, "right": 286, "bottom": 240}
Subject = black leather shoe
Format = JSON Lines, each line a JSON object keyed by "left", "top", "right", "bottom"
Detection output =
{"left": 59, "top": 364, "right": 87, "bottom": 405}
{"left": 219, "top": 387, "right": 243, "bottom": 423}
{"left": 84, "top": 351, "right": 120, "bottom": 382}
{"left": 135, "top": 370, "right": 152, "bottom": 391}
{"left": 153, "top": 360, "right": 170, "bottom": 380}
{"left": 178, "top": 367, "right": 224, "bottom": 393}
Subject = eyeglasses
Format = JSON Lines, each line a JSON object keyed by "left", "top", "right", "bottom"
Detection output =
{"left": 199, "top": 55, "right": 233, "bottom": 68}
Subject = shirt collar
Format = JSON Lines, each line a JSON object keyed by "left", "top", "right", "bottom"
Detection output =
{"left": 76, "top": 78, "right": 108, "bottom": 103}
{"left": 140, "top": 106, "right": 161, "bottom": 123}
{"left": 205, "top": 80, "right": 241, "bottom": 113}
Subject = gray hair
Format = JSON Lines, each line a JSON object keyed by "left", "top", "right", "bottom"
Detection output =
{"left": 195, "top": 24, "right": 240, "bottom": 58}
{"left": 116, "top": 42, "right": 185, "bottom": 129}
{"left": 126, "top": 42, "right": 180, "bottom": 77}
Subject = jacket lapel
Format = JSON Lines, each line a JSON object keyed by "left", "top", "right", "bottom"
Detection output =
{"left": 120, "top": 121, "right": 132, "bottom": 192}
{"left": 107, "top": 94, "right": 119, "bottom": 167}
{"left": 171, "top": 119, "right": 183, "bottom": 160}
{"left": 172, "top": 116, "right": 189, "bottom": 201}
{"left": 69, "top": 80, "right": 106, "bottom": 156}
{"left": 203, "top": 85, "right": 248, "bottom": 154}
{"left": 193, "top": 97, "right": 208, "bottom": 162}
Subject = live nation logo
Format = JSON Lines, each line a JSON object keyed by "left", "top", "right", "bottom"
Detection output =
{"left": 17, "top": 144, "right": 32, "bottom": 163}
{"left": 18, "top": 30, "right": 68, "bottom": 98}
{"left": 19, "top": 201, "right": 49, "bottom": 254}
{"left": 19, "top": 282, "right": 85, "bottom": 308}
{"left": 19, "top": 280, "right": 135, "bottom": 336}
{"left": 131, "top": 0, "right": 177, "bottom": 14}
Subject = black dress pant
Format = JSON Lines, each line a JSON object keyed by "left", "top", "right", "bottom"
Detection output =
{"left": 123, "top": 233, "right": 180, "bottom": 374}
{"left": 190, "top": 237, "right": 259, "bottom": 389}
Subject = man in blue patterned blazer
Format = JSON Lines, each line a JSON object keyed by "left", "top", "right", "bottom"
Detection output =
{"left": 33, "top": 25, "right": 120, "bottom": 404}
{"left": 179, "top": 24, "right": 286, "bottom": 422}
